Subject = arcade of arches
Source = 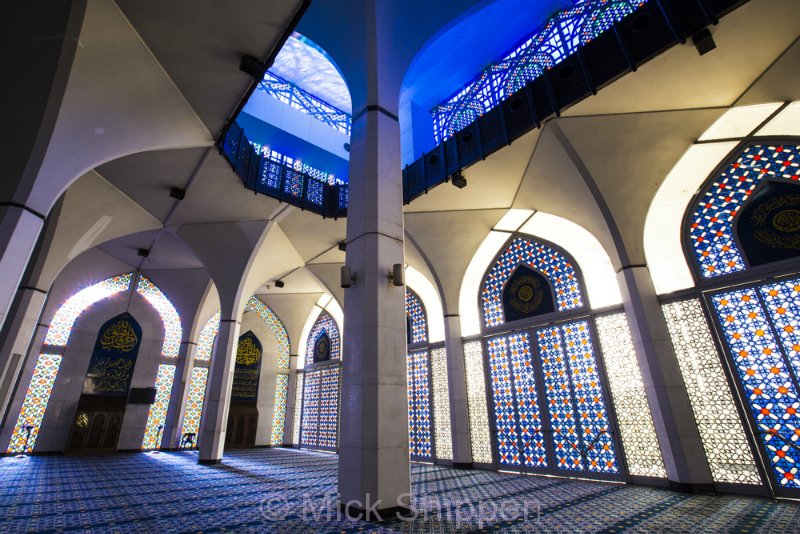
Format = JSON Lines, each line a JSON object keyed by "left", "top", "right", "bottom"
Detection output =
{"left": 2, "top": 0, "right": 800, "bottom": 530}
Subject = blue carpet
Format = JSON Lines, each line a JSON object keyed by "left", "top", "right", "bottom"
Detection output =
{"left": 0, "top": 448, "right": 798, "bottom": 533}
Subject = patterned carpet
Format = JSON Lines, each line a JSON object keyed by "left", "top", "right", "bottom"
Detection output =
{"left": 0, "top": 448, "right": 798, "bottom": 533}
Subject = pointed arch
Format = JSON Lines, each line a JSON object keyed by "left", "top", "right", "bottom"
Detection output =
{"left": 481, "top": 235, "right": 584, "bottom": 329}
{"left": 8, "top": 273, "right": 183, "bottom": 453}
{"left": 459, "top": 211, "right": 621, "bottom": 337}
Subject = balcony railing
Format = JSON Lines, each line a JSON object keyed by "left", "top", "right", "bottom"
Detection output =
{"left": 220, "top": 122, "right": 348, "bottom": 219}
{"left": 403, "top": 0, "right": 746, "bottom": 205}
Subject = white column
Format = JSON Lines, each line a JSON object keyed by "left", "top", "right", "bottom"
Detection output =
{"left": 162, "top": 341, "right": 197, "bottom": 449}
{"left": 198, "top": 318, "right": 240, "bottom": 463}
{"left": 618, "top": 266, "right": 713, "bottom": 488}
{"left": 338, "top": 104, "right": 410, "bottom": 518}
{"left": 443, "top": 315, "right": 472, "bottom": 466}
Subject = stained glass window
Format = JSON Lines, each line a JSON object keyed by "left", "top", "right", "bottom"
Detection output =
{"left": 292, "top": 373, "right": 303, "bottom": 444}
{"left": 431, "top": 347, "right": 453, "bottom": 461}
{"left": 181, "top": 366, "right": 209, "bottom": 438}
{"left": 463, "top": 341, "right": 493, "bottom": 464}
{"left": 136, "top": 276, "right": 182, "bottom": 359}
{"left": 482, "top": 237, "right": 583, "bottom": 328}
{"left": 407, "top": 350, "right": 433, "bottom": 459}
{"left": 7, "top": 355, "right": 62, "bottom": 453}
{"left": 300, "top": 371, "right": 320, "bottom": 448}
{"left": 711, "top": 282, "right": 800, "bottom": 490}
{"left": 406, "top": 289, "right": 428, "bottom": 344}
{"left": 195, "top": 312, "right": 220, "bottom": 362}
{"left": 432, "top": 0, "right": 648, "bottom": 142}
{"left": 305, "top": 312, "right": 340, "bottom": 366}
{"left": 300, "top": 367, "right": 340, "bottom": 450}
{"left": 562, "top": 321, "right": 618, "bottom": 473}
{"left": 43, "top": 274, "right": 132, "bottom": 347}
{"left": 271, "top": 374, "right": 289, "bottom": 445}
{"left": 245, "top": 296, "right": 291, "bottom": 369}
{"left": 487, "top": 333, "right": 547, "bottom": 468}
{"left": 142, "top": 364, "right": 176, "bottom": 449}
{"left": 10, "top": 273, "right": 133, "bottom": 453}
{"left": 662, "top": 300, "right": 761, "bottom": 485}
{"left": 594, "top": 313, "right": 666, "bottom": 479}
{"left": 688, "top": 144, "right": 800, "bottom": 278}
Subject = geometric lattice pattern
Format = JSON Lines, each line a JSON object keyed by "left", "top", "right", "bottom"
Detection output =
{"left": 245, "top": 296, "right": 290, "bottom": 369}
{"left": 662, "top": 299, "right": 762, "bottom": 485}
{"left": 485, "top": 322, "right": 620, "bottom": 476}
{"left": 537, "top": 326, "right": 583, "bottom": 471}
{"left": 195, "top": 312, "right": 220, "bottom": 362}
{"left": 257, "top": 72, "right": 351, "bottom": 136}
{"left": 141, "top": 364, "right": 176, "bottom": 450}
{"left": 300, "top": 367, "right": 340, "bottom": 451}
{"left": 292, "top": 373, "right": 303, "bottom": 445}
{"left": 430, "top": 347, "right": 453, "bottom": 461}
{"left": 433, "top": 0, "right": 647, "bottom": 142}
{"left": 43, "top": 274, "right": 132, "bottom": 347}
{"left": 487, "top": 333, "right": 547, "bottom": 469}
{"left": 406, "top": 289, "right": 428, "bottom": 344}
{"left": 594, "top": 313, "right": 667, "bottom": 479}
{"left": 181, "top": 366, "right": 209, "bottom": 438}
{"left": 689, "top": 144, "right": 800, "bottom": 278}
{"left": 7, "top": 355, "right": 63, "bottom": 453}
{"left": 482, "top": 237, "right": 583, "bottom": 328}
{"left": 711, "top": 283, "right": 800, "bottom": 489}
{"left": 270, "top": 374, "right": 289, "bottom": 446}
{"left": 305, "top": 312, "right": 340, "bottom": 366}
{"left": 560, "top": 320, "right": 618, "bottom": 474}
{"left": 463, "top": 341, "right": 493, "bottom": 464}
{"left": 407, "top": 350, "right": 433, "bottom": 459}
{"left": 317, "top": 367, "right": 340, "bottom": 450}
{"left": 136, "top": 276, "right": 182, "bottom": 359}
{"left": 300, "top": 372, "right": 320, "bottom": 448}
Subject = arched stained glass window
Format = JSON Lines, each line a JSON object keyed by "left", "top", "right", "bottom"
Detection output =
{"left": 404, "top": 288, "right": 453, "bottom": 462}
{"left": 305, "top": 312, "right": 340, "bottom": 367}
{"left": 7, "top": 273, "right": 182, "bottom": 453}
{"left": 482, "top": 236, "right": 583, "bottom": 328}
{"left": 687, "top": 143, "right": 800, "bottom": 278}
{"left": 476, "top": 235, "right": 634, "bottom": 482}
{"left": 672, "top": 141, "right": 800, "bottom": 497}
{"left": 406, "top": 289, "right": 428, "bottom": 344}
{"left": 299, "top": 310, "right": 342, "bottom": 452}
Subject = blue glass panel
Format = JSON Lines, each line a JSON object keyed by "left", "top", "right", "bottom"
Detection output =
{"left": 712, "top": 287, "right": 800, "bottom": 489}
{"left": 562, "top": 320, "right": 618, "bottom": 473}
{"left": 407, "top": 350, "right": 433, "bottom": 459}
{"left": 689, "top": 144, "right": 800, "bottom": 278}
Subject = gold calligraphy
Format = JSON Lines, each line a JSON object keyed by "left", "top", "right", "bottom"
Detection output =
{"left": 749, "top": 194, "right": 800, "bottom": 249}
{"left": 508, "top": 274, "right": 544, "bottom": 313}
{"left": 86, "top": 357, "right": 134, "bottom": 393}
{"left": 100, "top": 319, "right": 138, "bottom": 352}
{"left": 236, "top": 337, "right": 261, "bottom": 365}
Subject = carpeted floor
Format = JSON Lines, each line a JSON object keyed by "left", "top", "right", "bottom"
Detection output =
{"left": 0, "top": 448, "right": 798, "bottom": 533}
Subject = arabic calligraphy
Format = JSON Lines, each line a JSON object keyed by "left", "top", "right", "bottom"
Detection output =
{"left": 236, "top": 337, "right": 261, "bottom": 365}
{"left": 100, "top": 319, "right": 138, "bottom": 352}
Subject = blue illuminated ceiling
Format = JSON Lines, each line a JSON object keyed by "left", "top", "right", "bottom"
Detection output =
{"left": 270, "top": 32, "right": 352, "bottom": 113}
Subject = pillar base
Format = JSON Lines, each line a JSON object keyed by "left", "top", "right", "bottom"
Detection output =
{"left": 339, "top": 502, "right": 411, "bottom": 522}
{"left": 667, "top": 480, "right": 716, "bottom": 494}
{"left": 198, "top": 458, "right": 222, "bottom": 465}
{"left": 452, "top": 462, "right": 474, "bottom": 470}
